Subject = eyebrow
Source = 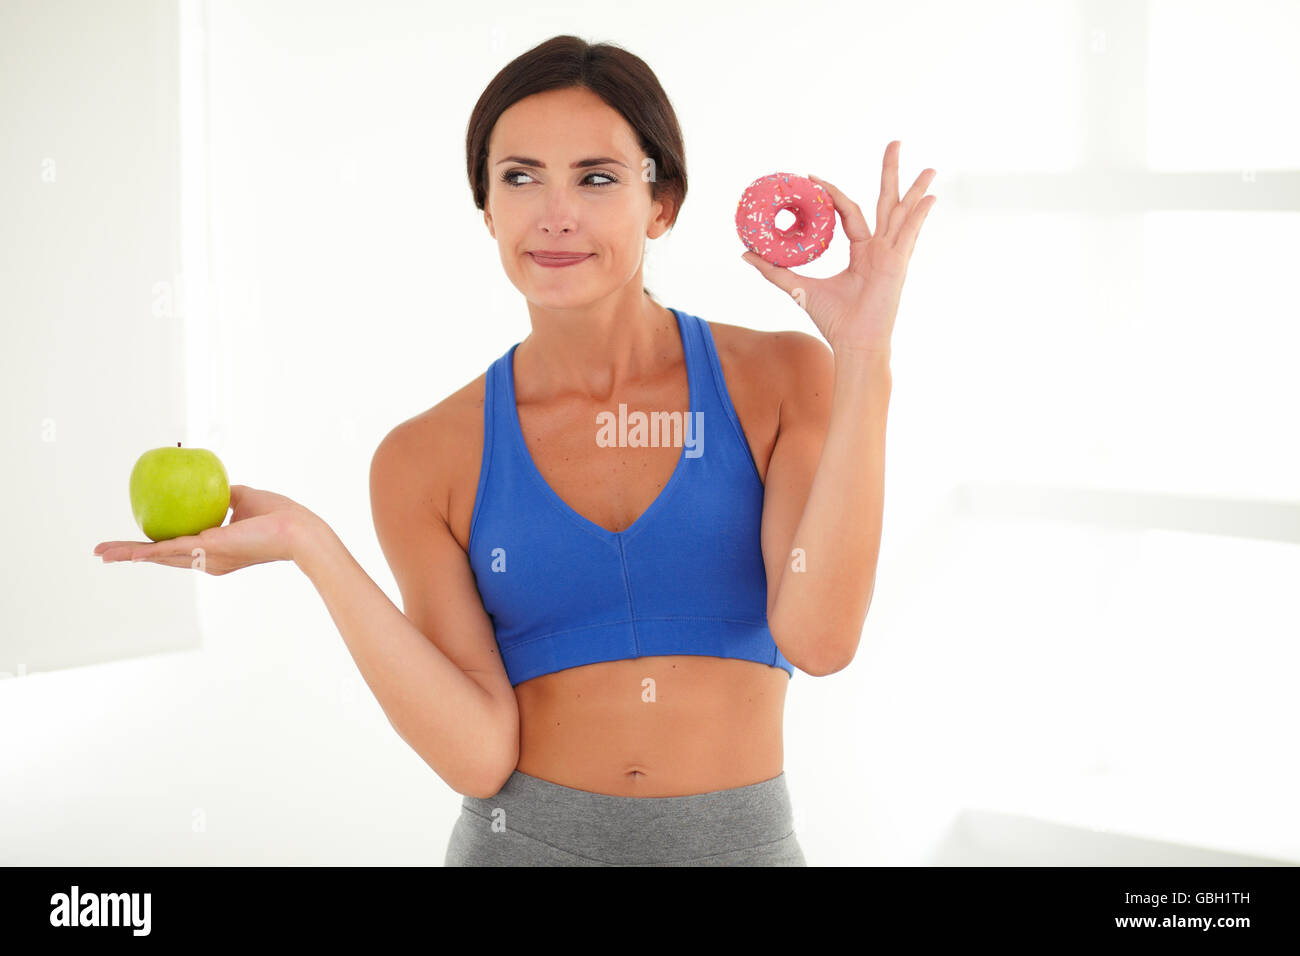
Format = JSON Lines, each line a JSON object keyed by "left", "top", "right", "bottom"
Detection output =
{"left": 494, "top": 155, "right": 629, "bottom": 169}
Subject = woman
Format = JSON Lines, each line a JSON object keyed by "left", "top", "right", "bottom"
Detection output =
{"left": 95, "top": 35, "right": 935, "bottom": 866}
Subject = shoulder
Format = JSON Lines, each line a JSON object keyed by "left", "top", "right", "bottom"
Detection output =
{"left": 375, "top": 371, "right": 486, "bottom": 462}
{"left": 371, "top": 370, "right": 488, "bottom": 527}
{"left": 704, "top": 319, "right": 833, "bottom": 426}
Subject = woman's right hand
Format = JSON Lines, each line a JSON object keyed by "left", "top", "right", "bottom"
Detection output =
{"left": 93, "top": 484, "right": 318, "bottom": 575}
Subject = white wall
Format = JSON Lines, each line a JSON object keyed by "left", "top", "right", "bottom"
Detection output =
{"left": 0, "top": 0, "right": 201, "bottom": 672}
{"left": 4, "top": 0, "right": 1298, "bottom": 865}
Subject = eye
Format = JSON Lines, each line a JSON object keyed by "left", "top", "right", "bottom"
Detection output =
{"left": 500, "top": 169, "right": 619, "bottom": 188}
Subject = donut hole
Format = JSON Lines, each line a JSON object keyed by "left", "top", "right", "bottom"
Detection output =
{"left": 774, "top": 208, "right": 797, "bottom": 232}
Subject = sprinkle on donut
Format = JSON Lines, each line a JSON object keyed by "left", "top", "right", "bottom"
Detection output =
{"left": 735, "top": 172, "right": 835, "bottom": 267}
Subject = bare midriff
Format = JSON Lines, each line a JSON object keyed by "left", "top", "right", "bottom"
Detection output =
{"left": 513, "top": 655, "right": 789, "bottom": 796}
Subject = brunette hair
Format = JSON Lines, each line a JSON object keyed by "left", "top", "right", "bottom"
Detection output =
{"left": 465, "top": 35, "right": 687, "bottom": 301}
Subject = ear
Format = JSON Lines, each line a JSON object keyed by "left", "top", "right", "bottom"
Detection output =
{"left": 648, "top": 197, "right": 675, "bottom": 240}
{"left": 484, "top": 209, "right": 495, "bottom": 239}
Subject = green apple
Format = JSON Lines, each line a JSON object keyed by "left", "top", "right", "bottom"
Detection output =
{"left": 129, "top": 443, "right": 230, "bottom": 542}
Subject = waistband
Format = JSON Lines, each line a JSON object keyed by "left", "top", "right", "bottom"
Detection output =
{"left": 461, "top": 769, "right": 796, "bottom": 863}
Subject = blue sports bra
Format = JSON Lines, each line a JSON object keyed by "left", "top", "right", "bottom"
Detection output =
{"left": 467, "top": 306, "right": 794, "bottom": 687}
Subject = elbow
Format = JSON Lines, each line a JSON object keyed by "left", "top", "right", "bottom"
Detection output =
{"left": 393, "top": 712, "right": 519, "bottom": 800}
{"left": 464, "top": 727, "right": 520, "bottom": 800}
{"left": 770, "top": 605, "right": 858, "bottom": 678}
{"left": 465, "top": 763, "right": 514, "bottom": 800}
{"left": 462, "top": 779, "right": 504, "bottom": 800}
{"left": 782, "top": 625, "right": 859, "bottom": 678}
{"left": 809, "top": 607, "right": 870, "bottom": 676}
{"left": 456, "top": 763, "right": 513, "bottom": 801}
{"left": 800, "top": 647, "right": 855, "bottom": 677}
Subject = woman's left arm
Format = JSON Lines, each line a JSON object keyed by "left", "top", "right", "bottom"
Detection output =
{"left": 744, "top": 141, "right": 936, "bottom": 674}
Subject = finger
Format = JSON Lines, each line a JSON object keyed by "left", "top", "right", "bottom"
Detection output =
{"left": 741, "top": 250, "right": 808, "bottom": 301}
{"left": 97, "top": 542, "right": 155, "bottom": 562}
{"left": 105, "top": 535, "right": 203, "bottom": 564}
{"left": 94, "top": 540, "right": 147, "bottom": 556}
{"left": 138, "top": 552, "right": 207, "bottom": 570}
{"left": 806, "top": 173, "right": 871, "bottom": 242}
{"left": 876, "top": 141, "right": 901, "bottom": 241}
{"left": 743, "top": 252, "right": 821, "bottom": 312}
{"left": 897, "top": 193, "right": 937, "bottom": 262}
{"left": 806, "top": 173, "right": 872, "bottom": 273}
{"left": 888, "top": 168, "right": 937, "bottom": 245}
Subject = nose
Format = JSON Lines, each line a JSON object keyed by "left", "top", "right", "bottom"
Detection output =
{"left": 538, "top": 191, "right": 579, "bottom": 236}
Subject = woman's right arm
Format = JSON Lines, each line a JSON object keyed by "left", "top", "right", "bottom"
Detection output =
{"left": 291, "top": 422, "right": 519, "bottom": 799}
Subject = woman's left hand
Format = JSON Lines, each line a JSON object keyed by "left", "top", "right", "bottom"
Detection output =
{"left": 741, "top": 140, "right": 936, "bottom": 356}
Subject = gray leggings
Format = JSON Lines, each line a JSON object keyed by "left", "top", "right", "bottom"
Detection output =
{"left": 444, "top": 769, "right": 807, "bottom": 866}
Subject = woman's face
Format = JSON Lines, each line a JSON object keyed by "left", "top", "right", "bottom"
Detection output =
{"left": 483, "top": 86, "right": 672, "bottom": 307}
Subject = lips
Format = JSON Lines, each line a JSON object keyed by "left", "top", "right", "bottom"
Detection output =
{"left": 527, "top": 251, "right": 594, "bottom": 269}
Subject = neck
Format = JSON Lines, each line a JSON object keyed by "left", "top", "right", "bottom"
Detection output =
{"left": 515, "top": 291, "right": 676, "bottom": 404}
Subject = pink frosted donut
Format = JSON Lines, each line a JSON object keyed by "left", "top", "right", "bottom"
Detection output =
{"left": 735, "top": 172, "right": 835, "bottom": 267}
